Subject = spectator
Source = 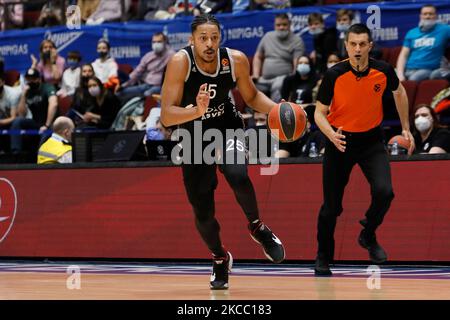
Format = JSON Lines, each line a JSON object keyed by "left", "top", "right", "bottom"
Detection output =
{"left": 57, "top": 51, "right": 82, "bottom": 97}
{"left": 396, "top": 4, "right": 450, "bottom": 82}
{"left": 139, "top": 0, "right": 175, "bottom": 20}
{"left": 335, "top": 9, "right": 353, "bottom": 60}
{"left": 10, "top": 68, "right": 58, "bottom": 154}
{"left": 31, "top": 40, "right": 66, "bottom": 88}
{"left": 0, "top": 72, "right": 21, "bottom": 130}
{"left": 68, "top": 64, "right": 95, "bottom": 125}
{"left": 413, "top": 104, "right": 450, "bottom": 154}
{"left": 307, "top": 12, "right": 338, "bottom": 74}
{"left": 78, "top": 76, "right": 121, "bottom": 129}
{"left": 280, "top": 55, "right": 318, "bottom": 104}
{"left": 92, "top": 38, "right": 120, "bottom": 92}
{"left": 86, "top": 0, "right": 131, "bottom": 25}
{"left": 193, "top": 0, "right": 232, "bottom": 16}
{"left": 146, "top": 118, "right": 173, "bottom": 141}
{"left": 36, "top": 0, "right": 64, "bottom": 27}
{"left": 0, "top": 0, "right": 23, "bottom": 31}
{"left": 252, "top": 13, "right": 305, "bottom": 102}
{"left": 312, "top": 53, "right": 341, "bottom": 101}
{"left": 326, "top": 53, "right": 341, "bottom": 69}
{"left": 75, "top": 0, "right": 101, "bottom": 23}
{"left": 37, "top": 116, "right": 75, "bottom": 164}
{"left": 253, "top": 0, "right": 290, "bottom": 10}
{"left": 119, "top": 32, "right": 175, "bottom": 102}
{"left": 153, "top": 0, "right": 195, "bottom": 20}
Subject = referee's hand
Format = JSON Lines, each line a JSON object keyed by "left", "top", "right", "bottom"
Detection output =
{"left": 331, "top": 127, "right": 346, "bottom": 152}
{"left": 402, "top": 129, "right": 415, "bottom": 155}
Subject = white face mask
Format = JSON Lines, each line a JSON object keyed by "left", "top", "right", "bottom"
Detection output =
{"left": 419, "top": 19, "right": 437, "bottom": 32}
{"left": 309, "top": 27, "right": 324, "bottom": 36}
{"left": 89, "top": 86, "right": 101, "bottom": 97}
{"left": 415, "top": 116, "right": 432, "bottom": 132}
{"left": 152, "top": 42, "right": 165, "bottom": 54}
{"left": 297, "top": 64, "right": 311, "bottom": 76}
{"left": 336, "top": 23, "right": 350, "bottom": 32}
{"left": 327, "top": 62, "right": 337, "bottom": 69}
{"left": 276, "top": 30, "right": 289, "bottom": 40}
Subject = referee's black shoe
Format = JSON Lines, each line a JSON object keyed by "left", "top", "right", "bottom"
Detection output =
{"left": 210, "top": 252, "right": 233, "bottom": 290}
{"left": 314, "top": 253, "right": 332, "bottom": 276}
{"left": 249, "top": 221, "right": 285, "bottom": 263}
{"left": 358, "top": 229, "right": 387, "bottom": 264}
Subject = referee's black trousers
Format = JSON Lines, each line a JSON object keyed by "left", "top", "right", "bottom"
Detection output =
{"left": 182, "top": 162, "right": 259, "bottom": 257}
{"left": 317, "top": 127, "right": 395, "bottom": 261}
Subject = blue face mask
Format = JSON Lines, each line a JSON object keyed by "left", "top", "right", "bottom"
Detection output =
{"left": 297, "top": 64, "right": 311, "bottom": 76}
{"left": 67, "top": 60, "right": 79, "bottom": 69}
{"left": 147, "top": 128, "right": 165, "bottom": 141}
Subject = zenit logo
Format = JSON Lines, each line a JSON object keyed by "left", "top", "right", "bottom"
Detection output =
{"left": 0, "top": 178, "right": 18, "bottom": 244}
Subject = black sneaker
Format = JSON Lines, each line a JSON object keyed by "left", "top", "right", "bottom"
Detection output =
{"left": 358, "top": 229, "right": 387, "bottom": 264}
{"left": 314, "top": 254, "right": 332, "bottom": 276}
{"left": 249, "top": 222, "right": 285, "bottom": 263}
{"left": 210, "top": 252, "right": 233, "bottom": 290}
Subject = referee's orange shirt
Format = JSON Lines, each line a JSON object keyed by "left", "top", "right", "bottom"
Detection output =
{"left": 317, "top": 59, "right": 400, "bottom": 133}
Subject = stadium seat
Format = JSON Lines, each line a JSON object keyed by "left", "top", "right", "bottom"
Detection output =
{"left": 143, "top": 95, "right": 158, "bottom": 120}
{"left": 22, "top": 10, "right": 41, "bottom": 29}
{"left": 380, "top": 47, "right": 390, "bottom": 64}
{"left": 414, "top": 79, "right": 449, "bottom": 110}
{"left": 58, "top": 95, "right": 73, "bottom": 116}
{"left": 387, "top": 46, "right": 402, "bottom": 68}
{"left": 4, "top": 70, "right": 20, "bottom": 86}
{"left": 118, "top": 63, "right": 134, "bottom": 75}
{"left": 401, "top": 80, "right": 418, "bottom": 113}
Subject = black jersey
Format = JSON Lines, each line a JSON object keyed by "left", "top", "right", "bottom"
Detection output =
{"left": 179, "top": 46, "right": 243, "bottom": 132}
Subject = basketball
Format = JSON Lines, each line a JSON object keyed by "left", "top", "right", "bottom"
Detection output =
{"left": 268, "top": 102, "right": 308, "bottom": 142}
{"left": 388, "top": 135, "right": 411, "bottom": 152}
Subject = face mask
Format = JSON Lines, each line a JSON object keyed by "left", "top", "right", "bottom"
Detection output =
{"left": 89, "top": 86, "right": 101, "bottom": 97}
{"left": 297, "top": 64, "right": 311, "bottom": 76}
{"left": 152, "top": 42, "right": 165, "bottom": 54}
{"left": 309, "top": 27, "right": 324, "bottom": 36}
{"left": 67, "top": 60, "right": 79, "bottom": 69}
{"left": 147, "top": 128, "right": 165, "bottom": 141}
{"left": 327, "top": 62, "right": 337, "bottom": 69}
{"left": 415, "top": 116, "right": 432, "bottom": 132}
{"left": 43, "top": 51, "right": 51, "bottom": 60}
{"left": 98, "top": 51, "right": 108, "bottom": 59}
{"left": 419, "top": 19, "right": 437, "bottom": 32}
{"left": 276, "top": 30, "right": 289, "bottom": 40}
{"left": 336, "top": 23, "right": 350, "bottom": 32}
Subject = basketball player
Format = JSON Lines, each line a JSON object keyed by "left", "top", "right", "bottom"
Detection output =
{"left": 314, "top": 24, "right": 415, "bottom": 276}
{"left": 160, "top": 14, "right": 285, "bottom": 290}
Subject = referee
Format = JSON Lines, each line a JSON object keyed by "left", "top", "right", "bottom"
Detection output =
{"left": 314, "top": 24, "right": 415, "bottom": 276}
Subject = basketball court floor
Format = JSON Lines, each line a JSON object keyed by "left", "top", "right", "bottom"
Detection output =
{"left": 0, "top": 261, "right": 449, "bottom": 300}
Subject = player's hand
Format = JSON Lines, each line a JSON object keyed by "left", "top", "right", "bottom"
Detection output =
{"left": 402, "top": 129, "right": 415, "bottom": 155}
{"left": 330, "top": 127, "right": 346, "bottom": 152}
{"left": 196, "top": 83, "right": 210, "bottom": 117}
